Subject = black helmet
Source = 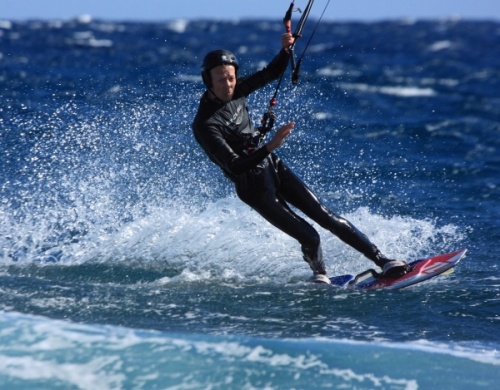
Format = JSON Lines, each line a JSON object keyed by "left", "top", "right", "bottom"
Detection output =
{"left": 201, "top": 49, "right": 239, "bottom": 88}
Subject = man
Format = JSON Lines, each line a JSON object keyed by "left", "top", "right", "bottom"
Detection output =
{"left": 192, "top": 32, "right": 410, "bottom": 283}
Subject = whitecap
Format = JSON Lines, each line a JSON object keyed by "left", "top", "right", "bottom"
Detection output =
{"left": 76, "top": 14, "right": 92, "bottom": 24}
{"left": 378, "top": 85, "right": 436, "bottom": 97}
{"left": 86, "top": 38, "right": 113, "bottom": 48}
{"left": 166, "top": 19, "right": 189, "bottom": 34}
{"left": 340, "top": 83, "right": 436, "bottom": 97}
{"left": 429, "top": 40, "right": 453, "bottom": 51}
{"left": 317, "top": 67, "right": 345, "bottom": 77}
{"left": 0, "top": 20, "right": 12, "bottom": 29}
{"left": 312, "top": 112, "right": 332, "bottom": 120}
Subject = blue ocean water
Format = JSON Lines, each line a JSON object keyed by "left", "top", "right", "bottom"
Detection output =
{"left": 1, "top": 13, "right": 499, "bottom": 389}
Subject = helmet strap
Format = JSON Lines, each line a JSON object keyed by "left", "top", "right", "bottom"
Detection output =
{"left": 207, "top": 88, "right": 225, "bottom": 104}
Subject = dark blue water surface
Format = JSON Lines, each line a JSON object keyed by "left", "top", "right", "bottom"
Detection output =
{"left": 1, "top": 16, "right": 499, "bottom": 389}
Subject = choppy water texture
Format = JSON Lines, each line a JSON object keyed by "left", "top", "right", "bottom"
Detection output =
{"left": 1, "top": 14, "right": 499, "bottom": 389}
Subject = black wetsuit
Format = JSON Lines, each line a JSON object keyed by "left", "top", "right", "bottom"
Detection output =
{"left": 192, "top": 49, "right": 388, "bottom": 275}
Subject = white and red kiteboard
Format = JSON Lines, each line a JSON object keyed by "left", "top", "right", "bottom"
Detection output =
{"left": 329, "top": 248, "right": 467, "bottom": 290}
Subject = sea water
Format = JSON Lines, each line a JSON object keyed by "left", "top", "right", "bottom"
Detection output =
{"left": 0, "top": 15, "right": 499, "bottom": 389}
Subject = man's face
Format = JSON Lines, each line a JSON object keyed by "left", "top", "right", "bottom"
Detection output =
{"left": 209, "top": 65, "right": 237, "bottom": 102}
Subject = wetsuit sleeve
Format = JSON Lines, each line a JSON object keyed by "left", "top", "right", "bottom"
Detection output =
{"left": 193, "top": 122, "right": 270, "bottom": 178}
{"left": 236, "top": 49, "right": 290, "bottom": 97}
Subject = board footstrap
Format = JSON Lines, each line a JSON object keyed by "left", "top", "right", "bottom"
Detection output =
{"left": 349, "top": 268, "right": 381, "bottom": 286}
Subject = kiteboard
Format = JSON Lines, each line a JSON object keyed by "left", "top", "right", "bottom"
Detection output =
{"left": 329, "top": 248, "right": 467, "bottom": 290}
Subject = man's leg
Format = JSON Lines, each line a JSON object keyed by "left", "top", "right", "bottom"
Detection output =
{"left": 276, "top": 161, "right": 393, "bottom": 267}
{"left": 249, "top": 193, "right": 328, "bottom": 276}
{"left": 235, "top": 167, "right": 327, "bottom": 276}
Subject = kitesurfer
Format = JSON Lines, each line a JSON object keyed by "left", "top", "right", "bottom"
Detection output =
{"left": 191, "top": 32, "right": 410, "bottom": 283}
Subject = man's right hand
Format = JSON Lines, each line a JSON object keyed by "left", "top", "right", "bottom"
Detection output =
{"left": 266, "top": 122, "right": 295, "bottom": 152}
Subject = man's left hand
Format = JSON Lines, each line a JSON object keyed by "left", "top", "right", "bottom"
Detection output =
{"left": 281, "top": 33, "right": 294, "bottom": 51}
